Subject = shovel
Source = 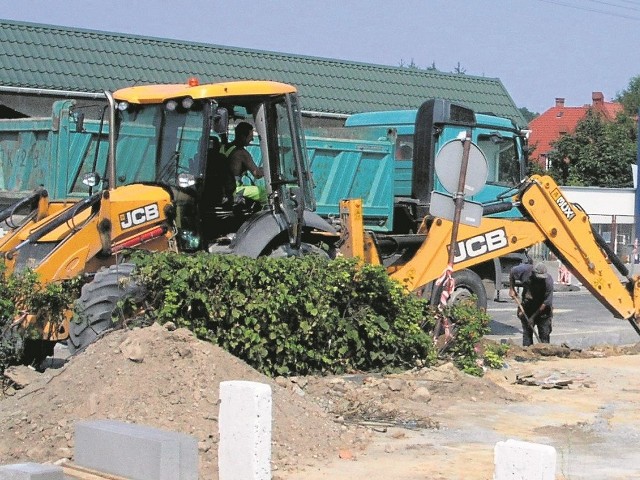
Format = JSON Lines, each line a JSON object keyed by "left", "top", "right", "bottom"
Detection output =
{"left": 512, "top": 294, "right": 541, "bottom": 342}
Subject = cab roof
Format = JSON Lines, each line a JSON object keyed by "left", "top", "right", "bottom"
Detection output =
{"left": 113, "top": 80, "right": 297, "bottom": 103}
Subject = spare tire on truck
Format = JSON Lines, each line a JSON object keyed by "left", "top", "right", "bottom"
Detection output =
{"left": 68, "top": 263, "right": 144, "bottom": 355}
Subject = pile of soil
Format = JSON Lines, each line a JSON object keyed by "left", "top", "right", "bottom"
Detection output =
{"left": 0, "top": 323, "right": 367, "bottom": 478}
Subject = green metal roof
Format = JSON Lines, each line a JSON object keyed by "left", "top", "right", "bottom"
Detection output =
{"left": 0, "top": 19, "right": 526, "bottom": 125}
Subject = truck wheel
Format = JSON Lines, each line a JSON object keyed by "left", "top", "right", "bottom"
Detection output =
{"left": 68, "top": 263, "right": 144, "bottom": 355}
{"left": 449, "top": 269, "right": 487, "bottom": 311}
{"left": 429, "top": 269, "right": 487, "bottom": 311}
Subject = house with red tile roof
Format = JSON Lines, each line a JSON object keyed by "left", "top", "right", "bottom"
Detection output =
{"left": 528, "top": 92, "right": 623, "bottom": 167}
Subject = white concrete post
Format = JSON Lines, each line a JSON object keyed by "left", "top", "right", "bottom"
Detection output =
{"left": 218, "top": 381, "right": 272, "bottom": 480}
{"left": 494, "top": 439, "right": 556, "bottom": 480}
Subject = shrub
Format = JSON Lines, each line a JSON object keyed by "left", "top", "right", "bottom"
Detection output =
{"left": 0, "top": 264, "right": 80, "bottom": 380}
{"left": 131, "top": 252, "right": 437, "bottom": 376}
{"left": 439, "top": 300, "right": 492, "bottom": 376}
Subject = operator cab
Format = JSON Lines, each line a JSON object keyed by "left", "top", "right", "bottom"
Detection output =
{"left": 102, "top": 80, "right": 320, "bottom": 254}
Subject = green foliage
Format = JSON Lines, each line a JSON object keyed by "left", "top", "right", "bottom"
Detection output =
{"left": 0, "top": 264, "right": 80, "bottom": 379}
{"left": 527, "top": 158, "right": 546, "bottom": 177}
{"left": 482, "top": 342, "right": 509, "bottom": 369}
{"left": 0, "top": 252, "right": 501, "bottom": 382}
{"left": 615, "top": 75, "right": 640, "bottom": 115}
{"left": 546, "top": 110, "right": 636, "bottom": 187}
{"left": 440, "top": 301, "right": 492, "bottom": 376}
{"left": 452, "top": 62, "right": 466, "bottom": 75}
{"left": 518, "top": 106, "right": 538, "bottom": 124}
{"left": 131, "top": 252, "right": 437, "bottom": 376}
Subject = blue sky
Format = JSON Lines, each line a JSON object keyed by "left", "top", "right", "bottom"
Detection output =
{"left": 3, "top": 0, "right": 640, "bottom": 114}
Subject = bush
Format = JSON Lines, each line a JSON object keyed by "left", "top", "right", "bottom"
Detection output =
{"left": 0, "top": 264, "right": 80, "bottom": 379}
{"left": 131, "top": 252, "right": 437, "bottom": 376}
{"left": 0, "top": 251, "right": 497, "bottom": 382}
{"left": 440, "top": 300, "right": 492, "bottom": 376}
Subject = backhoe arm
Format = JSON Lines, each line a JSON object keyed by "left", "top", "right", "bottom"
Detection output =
{"left": 520, "top": 175, "right": 639, "bottom": 326}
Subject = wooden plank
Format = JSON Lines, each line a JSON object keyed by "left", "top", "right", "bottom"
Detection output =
{"left": 61, "top": 462, "right": 129, "bottom": 480}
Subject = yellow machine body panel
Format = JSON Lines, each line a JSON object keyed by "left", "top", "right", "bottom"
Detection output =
{"left": 0, "top": 200, "right": 77, "bottom": 251}
{"left": 388, "top": 217, "right": 546, "bottom": 292}
{"left": 338, "top": 199, "right": 380, "bottom": 265}
{"left": 7, "top": 184, "right": 173, "bottom": 284}
{"left": 114, "top": 80, "right": 297, "bottom": 104}
{"left": 105, "top": 185, "right": 173, "bottom": 244}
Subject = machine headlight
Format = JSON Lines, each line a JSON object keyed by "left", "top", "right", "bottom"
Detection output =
{"left": 117, "top": 101, "right": 129, "bottom": 111}
{"left": 165, "top": 100, "right": 178, "bottom": 112}
{"left": 181, "top": 97, "right": 194, "bottom": 109}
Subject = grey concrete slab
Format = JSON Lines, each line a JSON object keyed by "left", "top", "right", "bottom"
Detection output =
{"left": 0, "top": 463, "right": 64, "bottom": 480}
{"left": 74, "top": 419, "right": 197, "bottom": 480}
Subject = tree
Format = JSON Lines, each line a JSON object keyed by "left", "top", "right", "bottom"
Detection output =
{"left": 518, "top": 107, "right": 538, "bottom": 124}
{"left": 615, "top": 75, "right": 640, "bottom": 115}
{"left": 546, "top": 110, "right": 636, "bottom": 187}
{"left": 399, "top": 58, "right": 420, "bottom": 69}
{"left": 452, "top": 62, "right": 466, "bottom": 75}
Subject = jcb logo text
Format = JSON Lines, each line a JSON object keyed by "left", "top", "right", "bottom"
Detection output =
{"left": 550, "top": 188, "right": 576, "bottom": 221}
{"left": 120, "top": 203, "right": 160, "bottom": 230}
{"left": 450, "top": 228, "right": 508, "bottom": 264}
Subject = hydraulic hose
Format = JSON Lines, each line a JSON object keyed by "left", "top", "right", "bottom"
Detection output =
{"left": 0, "top": 188, "right": 48, "bottom": 225}
{"left": 9, "top": 192, "right": 102, "bottom": 254}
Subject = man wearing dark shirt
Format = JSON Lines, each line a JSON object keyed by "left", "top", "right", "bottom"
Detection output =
{"left": 509, "top": 262, "right": 554, "bottom": 346}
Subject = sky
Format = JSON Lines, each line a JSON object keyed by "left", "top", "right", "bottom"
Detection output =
{"left": 3, "top": 0, "right": 640, "bottom": 114}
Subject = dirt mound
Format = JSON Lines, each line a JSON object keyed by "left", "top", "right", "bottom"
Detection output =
{"left": 0, "top": 323, "right": 362, "bottom": 478}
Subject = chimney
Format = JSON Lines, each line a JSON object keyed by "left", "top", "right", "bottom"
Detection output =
{"left": 555, "top": 98, "right": 565, "bottom": 108}
{"left": 592, "top": 91, "right": 604, "bottom": 106}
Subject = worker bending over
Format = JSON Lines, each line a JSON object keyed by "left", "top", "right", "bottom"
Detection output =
{"left": 509, "top": 262, "right": 554, "bottom": 346}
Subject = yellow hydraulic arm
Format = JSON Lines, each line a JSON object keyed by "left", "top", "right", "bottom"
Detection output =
{"left": 339, "top": 174, "right": 640, "bottom": 332}
{"left": 520, "top": 175, "right": 640, "bottom": 326}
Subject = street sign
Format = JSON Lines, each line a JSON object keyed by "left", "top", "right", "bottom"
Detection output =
{"left": 435, "top": 139, "right": 488, "bottom": 196}
{"left": 429, "top": 191, "right": 483, "bottom": 227}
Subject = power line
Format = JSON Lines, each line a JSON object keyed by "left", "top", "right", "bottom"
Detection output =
{"left": 535, "top": 0, "right": 640, "bottom": 20}
{"left": 585, "top": 0, "right": 640, "bottom": 12}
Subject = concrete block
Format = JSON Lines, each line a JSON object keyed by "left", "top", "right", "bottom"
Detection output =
{"left": 0, "top": 463, "right": 64, "bottom": 480}
{"left": 494, "top": 439, "right": 556, "bottom": 480}
{"left": 218, "top": 381, "right": 272, "bottom": 480}
{"left": 74, "top": 419, "right": 198, "bottom": 480}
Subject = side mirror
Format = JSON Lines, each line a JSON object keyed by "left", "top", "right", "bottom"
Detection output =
{"left": 213, "top": 108, "right": 229, "bottom": 135}
{"left": 178, "top": 173, "right": 196, "bottom": 188}
{"left": 82, "top": 172, "right": 101, "bottom": 188}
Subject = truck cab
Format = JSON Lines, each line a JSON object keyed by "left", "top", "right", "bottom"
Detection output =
{"left": 344, "top": 101, "right": 527, "bottom": 224}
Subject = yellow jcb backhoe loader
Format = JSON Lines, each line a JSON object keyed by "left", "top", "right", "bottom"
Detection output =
{"left": 340, "top": 172, "right": 640, "bottom": 334}
{"left": 1, "top": 79, "right": 337, "bottom": 361}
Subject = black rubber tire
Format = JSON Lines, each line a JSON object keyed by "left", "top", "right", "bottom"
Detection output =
{"left": 68, "top": 263, "right": 144, "bottom": 355}
{"left": 434, "top": 269, "right": 487, "bottom": 311}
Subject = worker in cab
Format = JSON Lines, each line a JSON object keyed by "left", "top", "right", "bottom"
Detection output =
{"left": 220, "top": 122, "right": 267, "bottom": 204}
